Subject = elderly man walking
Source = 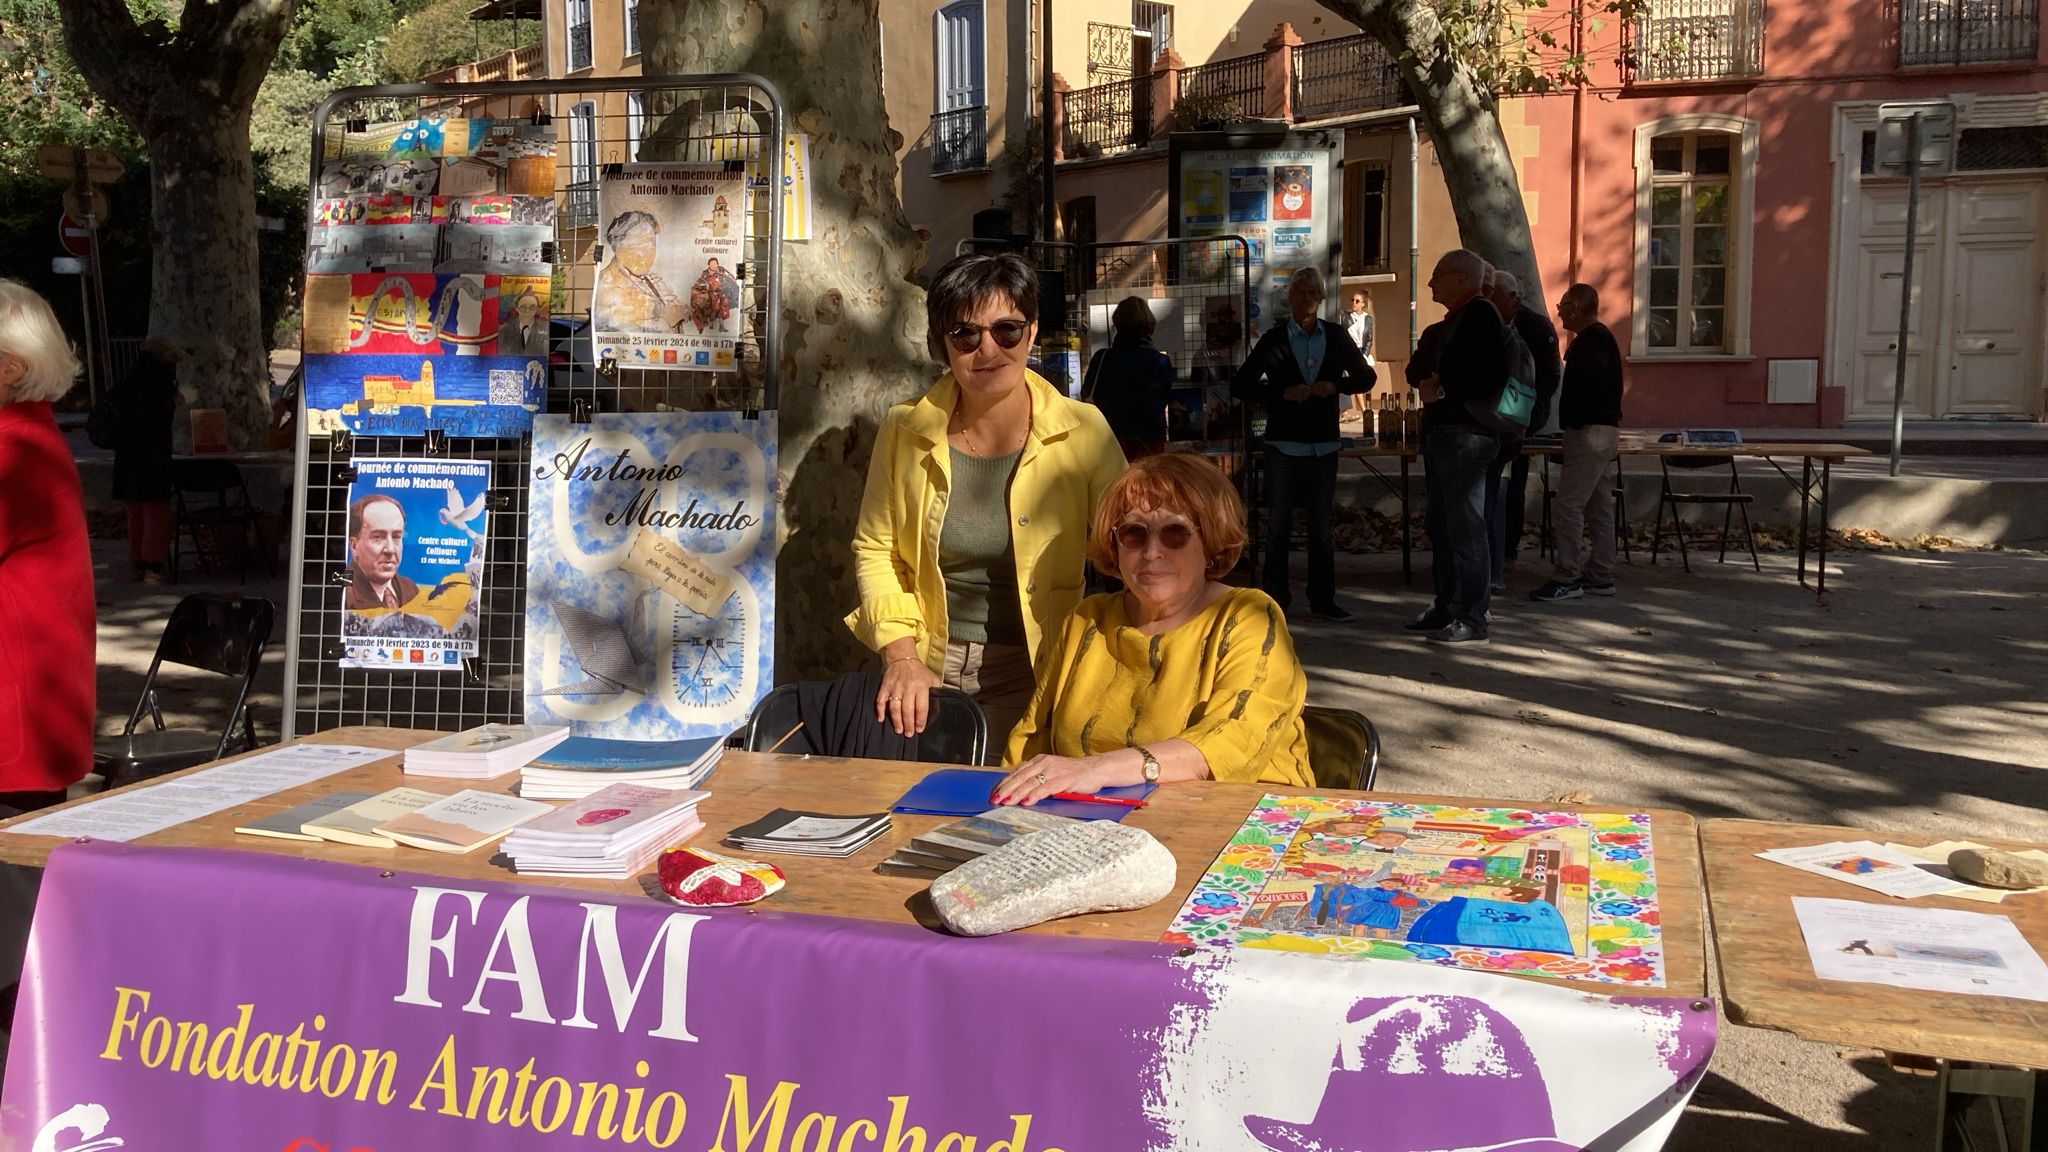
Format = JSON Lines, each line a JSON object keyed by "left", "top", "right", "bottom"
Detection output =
{"left": 1531, "top": 283, "right": 1624, "bottom": 601}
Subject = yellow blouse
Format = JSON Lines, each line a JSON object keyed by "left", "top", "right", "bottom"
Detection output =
{"left": 1004, "top": 588, "right": 1314, "bottom": 787}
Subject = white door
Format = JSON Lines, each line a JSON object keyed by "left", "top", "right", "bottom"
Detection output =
{"left": 935, "top": 1, "right": 985, "bottom": 113}
{"left": 1937, "top": 181, "right": 2042, "bottom": 417}
{"left": 1846, "top": 185, "right": 1945, "bottom": 420}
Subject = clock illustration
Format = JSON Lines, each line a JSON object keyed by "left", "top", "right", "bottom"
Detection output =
{"left": 659, "top": 578, "right": 759, "bottom": 728}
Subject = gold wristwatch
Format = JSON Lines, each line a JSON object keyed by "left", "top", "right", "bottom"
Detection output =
{"left": 1137, "top": 745, "right": 1161, "bottom": 783}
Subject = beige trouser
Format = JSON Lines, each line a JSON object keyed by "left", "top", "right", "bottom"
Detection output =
{"left": 941, "top": 640, "right": 1036, "bottom": 763}
{"left": 1551, "top": 425, "right": 1620, "bottom": 584}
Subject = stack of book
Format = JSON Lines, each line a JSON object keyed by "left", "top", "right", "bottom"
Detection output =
{"left": 375, "top": 790, "right": 554, "bottom": 854}
{"left": 725, "top": 809, "right": 892, "bottom": 858}
{"left": 502, "top": 784, "right": 709, "bottom": 878}
{"left": 246, "top": 786, "right": 553, "bottom": 853}
{"left": 876, "top": 807, "right": 1077, "bottom": 879}
{"left": 519, "top": 736, "right": 724, "bottom": 800}
{"left": 405, "top": 724, "right": 572, "bottom": 780}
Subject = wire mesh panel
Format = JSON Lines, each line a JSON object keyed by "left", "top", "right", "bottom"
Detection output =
{"left": 286, "top": 74, "right": 784, "bottom": 739}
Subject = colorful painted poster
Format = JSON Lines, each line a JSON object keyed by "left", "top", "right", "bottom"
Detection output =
{"left": 743, "top": 132, "right": 814, "bottom": 240}
{"left": 1176, "top": 144, "right": 1335, "bottom": 338}
{"left": 320, "top": 115, "right": 472, "bottom": 160}
{"left": 2, "top": 840, "right": 1715, "bottom": 1150}
{"left": 1183, "top": 166, "right": 1227, "bottom": 226}
{"left": 526, "top": 411, "right": 776, "bottom": 738}
{"left": 1167, "top": 795, "right": 1670, "bottom": 988}
{"left": 1228, "top": 166, "right": 1270, "bottom": 222}
{"left": 302, "top": 352, "right": 544, "bottom": 437}
{"left": 1273, "top": 162, "right": 1315, "bottom": 220}
{"left": 591, "top": 164, "right": 745, "bottom": 372}
{"left": 315, "top": 155, "right": 442, "bottom": 198}
{"left": 339, "top": 458, "right": 491, "bottom": 670}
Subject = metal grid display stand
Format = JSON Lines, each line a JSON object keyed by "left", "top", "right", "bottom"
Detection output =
{"left": 284, "top": 74, "right": 785, "bottom": 740}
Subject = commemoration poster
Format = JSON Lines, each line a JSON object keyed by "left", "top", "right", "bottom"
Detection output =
{"left": 525, "top": 411, "right": 775, "bottom": 739}
{"left": 591, "top": 163, "right": 745, "bottom": 372}
{"left": 1177, "top": 145, "right": 1336, "bottom": 335}
{"left": 340, "top": 458, "right": 491, "bottom": 670}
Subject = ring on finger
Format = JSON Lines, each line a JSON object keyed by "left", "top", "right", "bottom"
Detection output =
{"left": 1034, "top": 773, "right": 1047, "bottom": 785}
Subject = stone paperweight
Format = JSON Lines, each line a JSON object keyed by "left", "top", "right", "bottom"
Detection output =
{"left": 929, "top": 819, "right": 1177, "bottom": 936}
{"left": 1949, "top": 847, "right": 2048, "bottom": 891}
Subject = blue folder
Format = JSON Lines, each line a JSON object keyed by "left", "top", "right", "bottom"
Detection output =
{"left": 889, "top": 768, "right": 1157, "bottom": 822}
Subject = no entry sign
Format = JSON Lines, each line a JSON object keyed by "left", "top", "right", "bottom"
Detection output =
{"left": 58, "top": 215, "right": 91, "bottom": 258}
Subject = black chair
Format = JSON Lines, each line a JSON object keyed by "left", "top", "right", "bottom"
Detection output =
{"left": 1540, "top": 451, "right": 1631, "bottom": 563}
{"left": 1650, "top": 455, "right": 1760, "bottom": 573}
{"left": 1301, "top": 705, "right": 1381, "bottom": 792}
{"left": 740, "top": 679, "right": 990, "bottom": 766}
{"left": 95, "top": 593, "right": 275, "bottom": 791}
{"left": 172, "top": 459, "right": 274, "bottom": 583}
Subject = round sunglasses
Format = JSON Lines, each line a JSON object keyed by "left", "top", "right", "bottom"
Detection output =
{"left": 1114, "top": 522, "right": 1196, "bottom": 551}
{"left": 944, "top": 319, "right": 1031, "bottom": 355}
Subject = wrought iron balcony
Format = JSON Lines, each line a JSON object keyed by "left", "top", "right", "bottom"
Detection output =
{"left": 1062, "top": 77, "right": 1151, "bottom": 159}
{"left": 1291, "top": 34, "right": 1405, "bottom": 121}
{"left": 562, "top": 180, "right": 598, "bottom": 231}
{"left": 1623, "top": 0, "right": 1766, "bottom": 82}
{"left": 930, "top": 105, "right": 988, "bottom": 175}
{"left": 1177, "top": 51, "right": 1266, "bottom": 124}
{"left": 1899, "top": 0, "right": 2039, "bottom": 66}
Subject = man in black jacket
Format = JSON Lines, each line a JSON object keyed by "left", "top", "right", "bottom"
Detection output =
{"left": 1532, "top": 282, "right": 1624, "bottom": 602}
{"left": 1232, "top": 266, "right": 1374, "bottom": 618}
{"left": 1407, "top": 249, "right": 1507, "bottom": 644}
{"left": 1488, "top": 270, "right": 1562, "bottom": 575}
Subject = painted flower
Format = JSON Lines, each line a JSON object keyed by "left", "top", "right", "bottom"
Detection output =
{"left": 1537, "top": 812, "right": 1579, "bottom": 826}
{"left": 1507, "top": 811, "right": 1535, "bottom": 822}
{"left": 1639, "top": 909, "right": 1662, "bottom": 927}
{"left": 1253, "top": 807, "right": 1297, "bottom": 825}
{"left": 1600, "top": 960, "right": 1657, "bottom": 983}
{"left": 1594, "top": 943, "right": 1644, "bottom": 960}
{"left": 1597, "top": 832, "right": 1647, "bottom": 847}
{"left": 1604, "top": 847, "right": 1645, "bottom": 861}
{"left": 1159, "top": 931, "right": 1196, "bottom": 948}
{"left": 1222, "top": 845, "right": 1279, "bottom": 869}
{"left": 1192, "top": 892, "right": 1242, "bottom": 914}
{"left": 1597, "top": 899, "right": 1643, "bottom": 917}
{"left": 1403, "top": 943, "right": 1452, "bottom": 961}
{"left": 1539, "top": 957, "right": 1597, "bottom": 976}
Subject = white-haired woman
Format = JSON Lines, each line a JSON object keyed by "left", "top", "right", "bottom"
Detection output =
{"left": 0, "top": 280, "right": 94, "bottom": 810}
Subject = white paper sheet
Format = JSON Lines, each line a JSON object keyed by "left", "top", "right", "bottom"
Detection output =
{"left": 8, "top": 744, "right": 397, "bottom": 843}
{"left": 1884, "top": 840, "right": 2048, "bottom": 904}
{"left": 1757, "top": 840, "right": 1971, "bottom": 899}
{"left": 1793, "top": 896, "right": 2048, "bottom": 1001}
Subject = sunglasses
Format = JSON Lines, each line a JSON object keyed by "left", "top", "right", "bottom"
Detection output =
{"left": 1114, "top": 522, "right": 1196, "bottom": 551}
{"left": 944, "top": 319, "right": 1031, "bottom": 354}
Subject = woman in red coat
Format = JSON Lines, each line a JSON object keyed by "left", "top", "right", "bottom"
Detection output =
{"left": 0, "top": 280, "right": 94, "bottom": 811}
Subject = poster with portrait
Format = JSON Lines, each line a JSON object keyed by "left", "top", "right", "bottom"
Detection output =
{"left": 1172, "top": 138, "right": 1338, "bottom": 340}
{"left": 339, "top": 458, "right": 491, "bottom": 671}
{"left": 525, "top": 411, "right": 777, "bottom": 740}
{"left": 591, "top": 164, "right": 746, "bottom": 372}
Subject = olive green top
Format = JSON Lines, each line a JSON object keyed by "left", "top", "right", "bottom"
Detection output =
{"left": 939, "top": 447, "right": 1027, "bottom": 647}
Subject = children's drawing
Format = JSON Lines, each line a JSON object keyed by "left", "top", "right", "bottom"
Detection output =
{"left": 1166, "top": 796, "right": 1668, "bottom": 988}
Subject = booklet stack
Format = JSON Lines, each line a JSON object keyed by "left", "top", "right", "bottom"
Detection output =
{"left": 405, "top": 724, "right": 572, "bottom": 780}
{"left": 725, "top": 809, "right": 892, "bottom": 858}
{"left": 375, "top": 790, "right": 554, "bottom": 854}
{"left": 519, "top": 736, "right": 724, "bottom": 800}
{"left": 502, "top": 784, "right": 710, "bottom": 878}
{"left": 876, "top": 807, "right": 1077, "bottom": 879}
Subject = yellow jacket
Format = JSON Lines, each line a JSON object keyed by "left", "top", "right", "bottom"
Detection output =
{"left": 846, "top": 369, "right": 1126, "bottom": 672}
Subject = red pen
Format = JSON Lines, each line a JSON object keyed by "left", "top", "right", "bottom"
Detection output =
{"left": 1046, "top": 792, "right": 1149, "bottom": 808}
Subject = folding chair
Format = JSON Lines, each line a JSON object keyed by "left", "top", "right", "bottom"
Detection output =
{"left": 741, "top": 677, "right": 990, "bottom": 766}
{"left": 1650, "top": 455, "right": 1760, "bottom": 573}
{"left": 171, "top": 459, "right": 274, "bottom": 583}
{"left": 1301, "top": 705, "right": 1381, "bottom": 792}
{"left": 95, "top": 593, "right": 275, "bottom": 790}
{"left": 1540, "top": 451, "right": 1630, "bottom": 562}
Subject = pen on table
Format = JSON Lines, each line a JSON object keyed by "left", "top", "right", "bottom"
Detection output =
{"left": 1047, "top": 792, "right": 1148, "bottom": 808}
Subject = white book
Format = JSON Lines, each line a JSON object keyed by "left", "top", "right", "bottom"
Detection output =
{"left": 302, "top": 788, "right": 446, "bottom": 848}
{"left": 406, "top": 724, "right": 573, "bottom": 777}
{"left": 375, "top": 790, "right": 554, "bottom": 854}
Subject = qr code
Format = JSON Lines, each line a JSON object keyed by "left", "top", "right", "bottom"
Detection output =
{"left": 488, "top": 369, "right": 525, "bottom": 406}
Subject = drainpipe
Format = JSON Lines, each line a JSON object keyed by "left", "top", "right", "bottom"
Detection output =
{"left": 1408, "top": 114, "right": 1420, "bottom": 356}
{"left": 1568, "top": 0, "right": 1585, "bottom": 283}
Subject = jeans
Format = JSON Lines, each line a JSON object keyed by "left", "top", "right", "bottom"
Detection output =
{"left": 1424, "top": 427, "right": 1499, "bottom": 627}
{"left": 1483, "top": 452, "right": 1511, "bottom": 590}
{"left": 1262, "top": 447, "right": 1340, "bottom": 611}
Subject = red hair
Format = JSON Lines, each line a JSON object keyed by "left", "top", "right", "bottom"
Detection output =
{"left": 1087, "top": 453, "right": 1247, "bottom": 580}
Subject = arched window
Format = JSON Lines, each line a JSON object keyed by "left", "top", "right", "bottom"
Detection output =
{"left": 1632, "top": 115, "right": 1757, "bottom": 357}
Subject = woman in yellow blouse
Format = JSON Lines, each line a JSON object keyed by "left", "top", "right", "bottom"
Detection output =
{"left": 995, "top": 453, "right": 1313, "bottom": 799}
{"left": 846, "top": 253, "right": 1125, "bottom": 743}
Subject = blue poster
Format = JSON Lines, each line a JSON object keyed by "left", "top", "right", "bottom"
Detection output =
{"left": 339, "top": 458, "right": 492, "bottom": 670}
{"left": 303, "top": 352, "right": 545, "bottom": 437}
{"left": 1228, "top": 166, "right": 1270, "bottom": 222}
{"left": 525, "top": 411, "right": 777, "bottom": 739}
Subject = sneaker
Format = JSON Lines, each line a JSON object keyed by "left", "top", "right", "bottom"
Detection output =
{"left": 139, "top": 567, "right": 167, "bottom": 586}
{"left": 1403, "top": 607, "right": 1452, "bottom": 633}
{"left": 1425, "top": 620, "right": 1490, "bottom": 645}
{"left": 1309, "top": 602, "right": 1354, "bottom": 622}
{"left": 1529, "top": 579, "right": 1584, "bottom": 602}
{"left": 1582, "top": 581, "right": 1617, "bottom": 597}
{"left": 1483, "top": 609, "right": 1494, "bottom": 625}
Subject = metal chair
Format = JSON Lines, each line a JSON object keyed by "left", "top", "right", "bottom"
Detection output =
{"left": 740, "top": 677, "right": 990, "bottom": 766}
{"left": 95, "top": 593, "right": 275, "bottom": 791}
{"left": 171, "top": 459, "right": 274, "bottom": 583}
{"left": 1650, "top": 455, "right": 1760, "bottom": 573}
{"left": 1539, "top": 451, "right": 1631, "bottom": 563}
{"left": 1301, "top": 704, "right": 1381, "bottom": 792}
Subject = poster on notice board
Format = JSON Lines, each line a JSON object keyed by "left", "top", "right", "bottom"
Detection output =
{"left": 590, "top": 163, "right": 746, "bottom": 372}
{"left": 339, "top": 457, "right": 490, "bottom": 670}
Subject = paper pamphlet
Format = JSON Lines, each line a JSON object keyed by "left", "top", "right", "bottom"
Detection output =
{"left": 1756, "top": 840, "right": 1971, "bottom": 899}
{"left": 1883, "top": 840, "right": 2048, "bottom": 904}
{"left": 1792, "top": 896, "right": 2048, "bottom": 1002}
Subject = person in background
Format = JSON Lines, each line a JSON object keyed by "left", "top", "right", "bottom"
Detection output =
{"left": 1531, "top": 283, "right": 1624, "bottom": 602}
{"left": 1487, "top": 270, "right": 1561, "bottom": 586}
{"left": 1081, "top": 295, "right": 1174, "bottom": 459}
{"left": 1231, "top": 266, "right": 1374, "bottom": 621}
{"left": 994, "top": 453, "right": 1312, "bottom": 800}
{"left": 112, "top": 334, "right": 181, "bottom": 583}
{"left": 0, "top": 279, "right": 94, "bottom": 812}
{"left": 1408, "top": 250, "right": 1507, "bottom": 645}
{"left": 1341, "top": 289, "right": 1375, "bottom": 369}
{"left": 848, "top": 252, "right": 1125, "bottom": 746}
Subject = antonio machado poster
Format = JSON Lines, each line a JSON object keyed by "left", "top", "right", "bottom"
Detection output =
{"left": 592, "top": 163, "right": 745, "bottom": 372}
{"left": 340, "top": 458, "right": 491, "bottom": 670}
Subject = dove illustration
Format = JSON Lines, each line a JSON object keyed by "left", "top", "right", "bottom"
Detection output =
{"left": 536, "top": 604, "right": 648, "bottom": 697}
{"left": 439, "top": 484, "right": 486, "bottom": 537}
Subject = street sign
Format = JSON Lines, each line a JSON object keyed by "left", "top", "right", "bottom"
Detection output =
{"left": 61, "top": 185, "right": 111, "bottom": 223}
{"left": 52, "top": 257, "right": 85, "bottom": 275}
{"left": 36, "top": 144, "right": 124, "bottom": 185}
{"left": 58, "top": 215, "right": 91, "bottom": 257}
{"left": 1876, "top": 102, "right": 1956, "bottom": 176}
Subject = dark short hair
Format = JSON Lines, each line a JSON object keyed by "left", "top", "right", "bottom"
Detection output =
{"left": 925, "top": 252, "right": 1038, "bottom": 358}
{"left": 348, "top": 493, "right": 404, "bottom": 541}
{"left": 605, "top": 209, "right": 659, "bottom": 248}
{"left": 1563, "top": 282, "right": 1599, "bottom": 314}
{"left": 1110, "top": 296, "right": 1156, "bottom": 339}
{"left": 1087, "top": 453, "right": 1248, "bottom": 581}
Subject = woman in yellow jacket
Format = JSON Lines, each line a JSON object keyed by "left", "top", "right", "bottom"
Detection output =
{"left": 847, "top": 253, "right": 1125, "bottom": 745}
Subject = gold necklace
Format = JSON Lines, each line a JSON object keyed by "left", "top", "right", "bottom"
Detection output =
{"left": 952, "top": 406, "right": 1027, "bottom": 457}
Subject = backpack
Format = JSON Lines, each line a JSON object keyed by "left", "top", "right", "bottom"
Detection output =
{"left": 85, "top": 383, "right": 123, "bottom": 450}
{"left": 1463, "top": 316, "right": 1538, "bottom": 436}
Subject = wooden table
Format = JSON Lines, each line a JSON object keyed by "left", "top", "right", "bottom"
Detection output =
{"left": 0, "top": 726, "right": 1709, "bottom": 999}
{"left": 1701, "top": 818, "right": 2048, "bottom": 1069}
{"left": 1340, "top": 444, "right": 1419, "bottom": 583}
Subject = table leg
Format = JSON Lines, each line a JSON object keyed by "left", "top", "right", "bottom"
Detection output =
{"left": 1401, "top": 454, "right": 1413, "bottom": 585}
{"left": 1817, "top": 459, "right": 1832, "bottom": 596}
{"left": 1796, "top": 456, "right": 1813, "bottom": 588}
